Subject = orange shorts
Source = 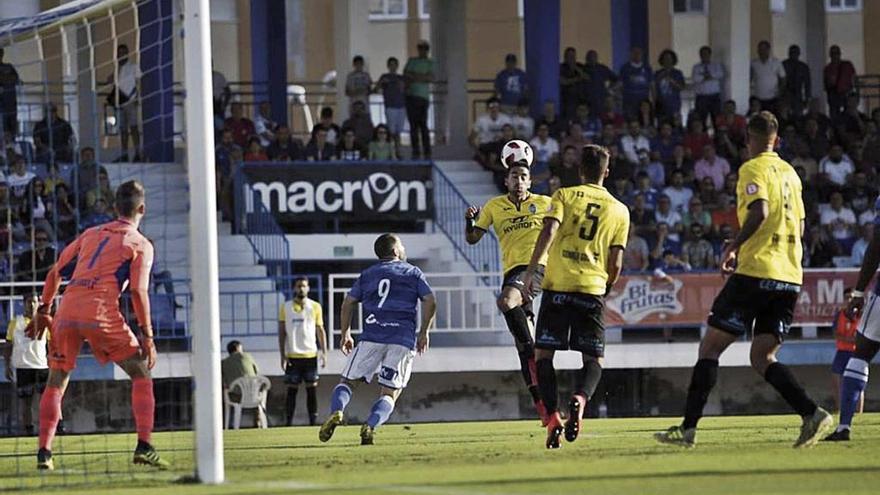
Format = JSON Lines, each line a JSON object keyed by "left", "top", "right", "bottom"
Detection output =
{"left": 48, "top": 318, "right": 141, "bottom": 371}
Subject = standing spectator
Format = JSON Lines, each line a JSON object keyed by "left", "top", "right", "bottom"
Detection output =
{"left": 530, "top": 122, "right": 559, "bottom": 164}
{"left": 620, "top": 120, "right": 651, "bottom": 166}
{"left": 266, "top": 125, "right": 304, "bottom": 161}
{"left": 337, "top": 128, "right": 367, "bottom": 161}
{"left": 243, "top": 136, "right": 268, "bottom": 162}
{"left": 214, "top": 129, "right": 241, "bottom": 208}
{"left": 654, "top": 194, "right": 683, "bottom": 242}
{"left": 304, "top": 125, "right": 337, "bottom": 162}
{"left": 0, "top": 47, "right": 20, "bottom": 143}
{"left": 694, "top": 144, "right": 730, "bottom": 191}
{"left": 369, "top": 124, "right": 397, "bottom": 160}
{"left": 494, "top": 54, "right": 528, "bottom": 114}
{"left": 16, "top": 229, "right": 55, "bottom": 282}
{"left": 750, "top": 40, "right": 786, "bottom": 111}
{"left": 623, "top": 223, "right": 650, "bottom": 272}
{"left": 3, "top": 294, "right": 49, "bottom": 436}
{"left": 654, "top": 49, "right": 685, "bottom": 123}
{"left": 619, "top": 46, "right": 653, "bottom": 119}
{"left": 559, "top": 47, "right": 585, "bottom": 120}
{"left": 819, "top": 143, "right": 855, "bottom": 187}
{"left": 681, "top": 223, "right": 716, "bottom": 270}
{"left": 511, "top": 99, "right": 535, "bottom": 139}
{"left": 663, "top": 170, "right": 693, "bottom": 214}
{"left": 782, "top": 45, "right": 811, "bottom": 117}
{"left": 376, "top": 57, "right": 407, "bottom": 153}
{"left": 345, "top": 55, "right": 373, "bottom": 109}
{"left": 582, "top": 50, "right": 618, "bottom": 117}
{"left": 535, "top": 100, "right": 565, "bottom": 140}
{"left": 221, "top": 340, "right": 261, "bottom": 423}
{"left": 211, "top": 65, "right": 231, "bottom": 130}
{"left": 850, "top": 223, "right": 873, "bottom": 267}
{"left": 224, "top": 102, "right": 256, "bottom": 149}
{"left": 318, "top": 107, "right": 341, "bottom": 145}
{"left": 824, "top": 45, "right": 857, "bottom": 119}
{"left": 253, "top": 101, "right": 277, "bottom": 148}
{"left": 820, "top": 191, "right": 857, "bottom": 248}
{"left": 682, "top": 197, "right": 712, "bottom": 232}
{"left": 691, "top": 46, "right": 725, "bottom": 127}
{"left": 550, "top": 145, "right": 580, "bottom": 188}
{"left": 105, "top": 44, "right": 142, "bottom": 161}
{"left": 342, "top": 100, "right": 374, "bottom": 146}
{"left": 32, "top": 103, "right": 75, "bottom": 163}
{"left": 682, "top": 119, "right": 713, "bottom": 160}
{"left": 404, "top": 40, "right": 434, "bottom": 159}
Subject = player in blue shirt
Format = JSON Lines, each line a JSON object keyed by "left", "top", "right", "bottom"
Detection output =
{"left": 319, "top": 234, "right": 436, "bottom": 445}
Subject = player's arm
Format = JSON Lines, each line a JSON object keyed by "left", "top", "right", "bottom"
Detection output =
{"left": 130, "top": 241, "right": 157, "bottom": 368}
{"left": 848, "top": 220, "right": 880, "bottom": 317}
{"left": 36, "top": 235, "right": 83, "bottom": 334}
{"left": 606, "top": 246, "right": 625, "bottom": 293}
{"left": 339, "top": 294, "right": 359, "bottom": 355}
{"left": 527, "top": 217, "right": 560, "bottom": 280}
{"left": 466, "top": 204, "right": 488, "bottom": 244}
{"left": 417, "top": 293, "right": 436, "bottom": 354}
{"left": 315, "top": 304, "right": 327, "bottom": 367}
{"left": 720, "top": 198, "right": 768, "bottom": 274}
{"left": 278, "top": 304, "right": 287, "bottom": 371}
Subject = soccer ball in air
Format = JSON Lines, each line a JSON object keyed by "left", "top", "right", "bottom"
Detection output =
{"left": 500, "top": 139, "right": 534, "bottom": 169}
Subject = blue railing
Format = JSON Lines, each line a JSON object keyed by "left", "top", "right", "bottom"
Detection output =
{"left": 433, "top": 165, "right": 501, "bottom": 274}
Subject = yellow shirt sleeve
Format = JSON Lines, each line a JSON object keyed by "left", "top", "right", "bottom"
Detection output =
{"left": 313, "top": 302, "right": 324, "bottom": 327}
{"left": 474, "top": 200, "right": 494, "bottom": 231}
{"left": 546, "top": 189, "right": 565, "bottom": 224}
{"left": 5, "top": 320, "right": 14, "bottom": 342}
{"left": 278, "top": 303, "right": 286, "bottom": 322}
{"left": 611, "top": 205, "right": 630, "bottom": 248}
{"left": 738, "top": 163, "right": 770, "bottom": 206}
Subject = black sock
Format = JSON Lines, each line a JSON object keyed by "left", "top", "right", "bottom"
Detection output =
{"left": 286, "top": 387, "right": 298, "bottom": 425}
{"left": 536, "top": 358, "right": 558, "bottom": 414}
{"left": 764, "top": 362, "right": 817, "bottom": 417}
{"left": 574, "top": 359, "right": 603, "bottom": 401}
{"left": 682, "top": 359, "right": 718, "bottom": 430}
{"left": 306, "top": 386, "right": 318, "bottom": 425}
{"left": 504, "top": 306, "right": 538, "bottom": 392}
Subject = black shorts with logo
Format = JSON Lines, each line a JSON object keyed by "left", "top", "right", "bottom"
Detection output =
{"left": 503, "top": 265, "right": 544, "bottom": 316}
{"left": 707, "top": 274, "right": 800, "bottom": 339}
{"left": 535, "top": 290, "right": 606, "bottom": 357}
{"left": 16, "top": 368, "right": 49, "bottom": 398}
{"left": 285, "top": 357, "right": 319, "bottom": 385}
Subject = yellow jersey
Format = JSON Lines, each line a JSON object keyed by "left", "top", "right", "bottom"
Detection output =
{"left": 542, "top": 184, "right": 630, "bottom": 295}
{"left": 475, "top": 193, "right": 552, "bottom": 272}
{"left": 735, "top": 151, "right": 804, "bottom": 285}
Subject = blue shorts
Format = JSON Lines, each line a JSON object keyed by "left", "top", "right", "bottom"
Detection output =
{"left": 284, "top": 357, "right": 319, "bottom": 385}
{"left": 832, "top": 350, "right": 853, "bottom": 375}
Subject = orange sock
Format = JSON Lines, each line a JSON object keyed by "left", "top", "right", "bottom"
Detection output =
{"left": 39, "top": 386, "right": 63, "bottom": 451}
{"left": 131, "top": 378, "right": 155, "bottom": 444}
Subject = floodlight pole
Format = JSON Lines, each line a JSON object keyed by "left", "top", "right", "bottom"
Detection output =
{"left": 182, "top": 0, "right": 224, "bottom": 484}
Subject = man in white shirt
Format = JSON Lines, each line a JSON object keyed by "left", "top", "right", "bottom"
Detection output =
{"left": 750, "top": 40, "right": 786, "bottom": 110}
{"left": 529, "top": 122, "right": 559, "bottom": 164}
{"left": 820, "top": 191, "right": 857, "bottom": 242}
{"left": 253, "top": 101, "right": 277, "bottom": 148}
{"left": 278, "top": 277, "right": 327, "bottom": 426}
{"left": 620, "top": 120, "right": 651, "bottom": 165}
{"left": 819, "top": 144, "right": 855, "bottom": 186}
{"left": 691, "top": 46, "right": 725, "bottom": 126}
{"left": 850, "top": 223, "right": 873, "bottom": 267}
{"left": 654, "top": 194, "right": 684, "bottom": 242}
{"left": 510, "top": 99, "right": 535, "bottom": 140}
{"left": 470, "top": 97, "right": 512, "bottom": 148}
{"left": 663, "top": 170, "right": 694, "bottom": 214}
{"left": 3, "top": 294, "right": 49, "bottom": 436}
{"left": 105, "top": 44, "right": 142, "bottom": 161}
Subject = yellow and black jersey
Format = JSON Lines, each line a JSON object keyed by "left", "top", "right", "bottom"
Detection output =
{"left": 735, "top": 152, "right": 805, "bottom": 285}
{"left": 542, "top": 184, "right": 630, "bottom": 296}
{"left": 475, "top": 194, "right": 552, "bottom": 271}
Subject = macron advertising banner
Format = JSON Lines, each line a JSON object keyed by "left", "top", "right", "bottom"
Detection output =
{"left": 241, "top": 163, "right": 434, "bottom": 227}
{"left": 604, "top": 270, "right": 859, "bottom": 328}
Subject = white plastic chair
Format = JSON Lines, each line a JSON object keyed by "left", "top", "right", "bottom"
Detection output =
{"left": 224, "top": 375, "right": 271, "bottom": 430}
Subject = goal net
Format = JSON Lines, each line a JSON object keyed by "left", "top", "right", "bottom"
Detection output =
{"left": 0, "top": 0, "right": 223, "bottom": 489}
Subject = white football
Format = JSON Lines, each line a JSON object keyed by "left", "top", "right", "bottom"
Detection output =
{"left": 500, "top": 139, "right": 534, "bottom": 169}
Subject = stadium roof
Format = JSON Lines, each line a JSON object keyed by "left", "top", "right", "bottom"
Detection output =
{"left": 0, "top": 0, "right": 131, "bottom": 42}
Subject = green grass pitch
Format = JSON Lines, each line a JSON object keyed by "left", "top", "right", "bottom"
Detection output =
{"left": 2, "top": 414, "right": 879, "bottom": 494}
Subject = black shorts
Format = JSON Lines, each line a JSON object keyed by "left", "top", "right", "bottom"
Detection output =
{"left": 535, "top": 291, "right": 606, "bottom": 357}
{"left": 707, "top": 274, "right": 800, "bottom": 339}
{"left": 16, "top": 368, "right": 49, "bottom": 398}
{"left": 503, "top": 265, "right": 544, "bottom": 315}
{"left": 285, "top": 357, "right": 319, "bottom": 385}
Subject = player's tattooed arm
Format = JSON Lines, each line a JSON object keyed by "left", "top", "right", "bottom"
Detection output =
{"left": 339, "top": 295, "right": 359, "bottom": 355}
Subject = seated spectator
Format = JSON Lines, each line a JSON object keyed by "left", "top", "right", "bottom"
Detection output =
{"left": 640, "top": 151, "right": 665, "bottom": 190}
{"left": 862, "top": 120, "right": 880, "bottom": 167}
{"left": 722, "top": 172, "right": 738, "bottom": 198}
{"left": 76, "top": 147, "right": 108, "bottom": 209}
{"left": 807, "top": 224, "right": 840, "bottom": 267}
{"left": 342, "top": 100, "right": 374, "bottom": 146}
{"left": 6, "top": 155, "right": 34, "bottom": 207}
{"left": 654, "top": 49, "right": 685, "bottom": 123}
{"left": 711, "top": 193, "right": 739, "bottom": 235}
{"left": 511, "top": 98, "right": 535, "bottom": 139}
{"left": 530, "top": 158, "right": 552, "bottom": 195}
{"left": 819, "top": 143, "right": 854, "bottom": 187}
{"left": 16, "top": 228, "right": 55, "bottom": 282}
{"left": 694, "top": 144, "right": 730, "bottom": 191}
{"left": 681, "top": 223, "right": 716, "bottom": 270}
{"left": 82, "top": 197, "right": 113, "bottom": 228}
{"left": 713, "top": 125, "right": 741, "bottom": 165}
{"left": 791, "top": 141, "right": 819, "bottom": 180}
{"left": 32, "top": 103, "right": 74, "bottom": 163}
{"left": 570, "top": 102, "right": 602, "bottom": 141}
{"left": 649, "top": 223, "right": 682, "bottom": 267}
{"left": 345, "top": 55, "right": 373, "bottom": 109}
{"left": 494, "top": 53, "right": 528, "bottom": 113}
{"left": 623, "top": 223, "right": 650, "bottom": 272}
{"left": 745, "top": 96, "right": 762, "bottom": 120}
{"left": 794, "top": 165, "right": 820, "bottom": 217}
{"left": 530, "top": 122, "right": 560, "bottom": 164}
{"left": 46, "top": 182, "right": 75, "bottom": 241}
{"left": 253, "top": 101, "right": 277, "bottom": 148}
{"left": 535, "top": 100, "right": 565, "bottom": 140}
{"left": 304, "top": 125, "right": 337, "bottom": 161}
{"left": 653, "top": 249, "right": 691, "bottom": 280}
{"left": 834, "top": 94, "right": 868, "bottom": 146}
{"left": 43, "top": 163, "right": 66, "bottom": 195}
{"left": 609, "top": 176, "right": 633, "bottom": 202}
{"left": 663, "top": 170, "right": 693, "bottom": 214}
{"left": 631, "top": 172, "right": 659, "bottom": 210}
{"left": 551, "top": 145, "right": 581, "bottom": 188}
{"left": 338, "top": 128, "right": 367, "bottom": 161}
{"left": 847, "top": 171, "right": 876, "bottom": 216}
{"left": 714, "top": 100, "right": 747, "bottom": 145}
{"left": 19, "top": 178, "right": 53, "bottom": 241}
{"left": 654, "top": 194, "right": 683, "bottom": 242}
{"left": 224, "top": 102, "right": 255, "bottom": 148}
{"left": 713, "top": 224, "right": 735, "bottom": 257}
{"left": 243, "top": 136, "right": 268, "bottom": 161}
{"left": 850, "top": 223, "right": 873, "bottom": 267}
{"left": 0, "top": 182, "right": 24, "bottom": 244}
{"left": 266, "top": 125, "right": 304, "bottom": 161}
{"left": 561, "top": 122, "right": 588, "bottom": 161}
{"left": 682, "top": 197, "right": 712, "bottom": 231}
{"left": 802, "top": 118, "right": 831, "bottom": 162}
{"left": 471, "top": 97, "right": 512, "bottom": 163}
{"left": 652, "top": 122, "right": 680, "bottom": 163}
{"left": 482, "top": 125, "right": 517, "bottom": 190}
{"left": 598, "top": 95, "right": 625, "bottom": 132}
{"left": 369, "top": 124, "right": 397, "bottom": 160}
{"left": 318, "top": 107, "right": 341, "bottom": 145}
{"left": 620, "top": 120, "right": 651, "bottom": 166}
{"left": 682, "top": 119, "right": 712, "bottom": 160}
{"left": 630, "top": 193, "right": 656, "bottom": 237}
{"left": 85, "top": 170, "right": 114, "bottom": 211}
{"left": 636, "top": 99, "right": 656, "bottom": 135}
{"left": 221, "top": 340, "right": 260, "bottom": 406}
{"left": 821, "top": 191, "right": 857, "bottom": 247}
{"left": 376, "top": 56, "right": 406, "bottom": 150}
{"left": 665, "top": 144, "right": 694, "bottom": 184}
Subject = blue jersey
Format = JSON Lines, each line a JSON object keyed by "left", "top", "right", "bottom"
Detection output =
{"left": 349, "top": 260, "right": 433, "bottom": 349}
{"left": 871, "top": 197, "right": 880, "bottom": 295}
